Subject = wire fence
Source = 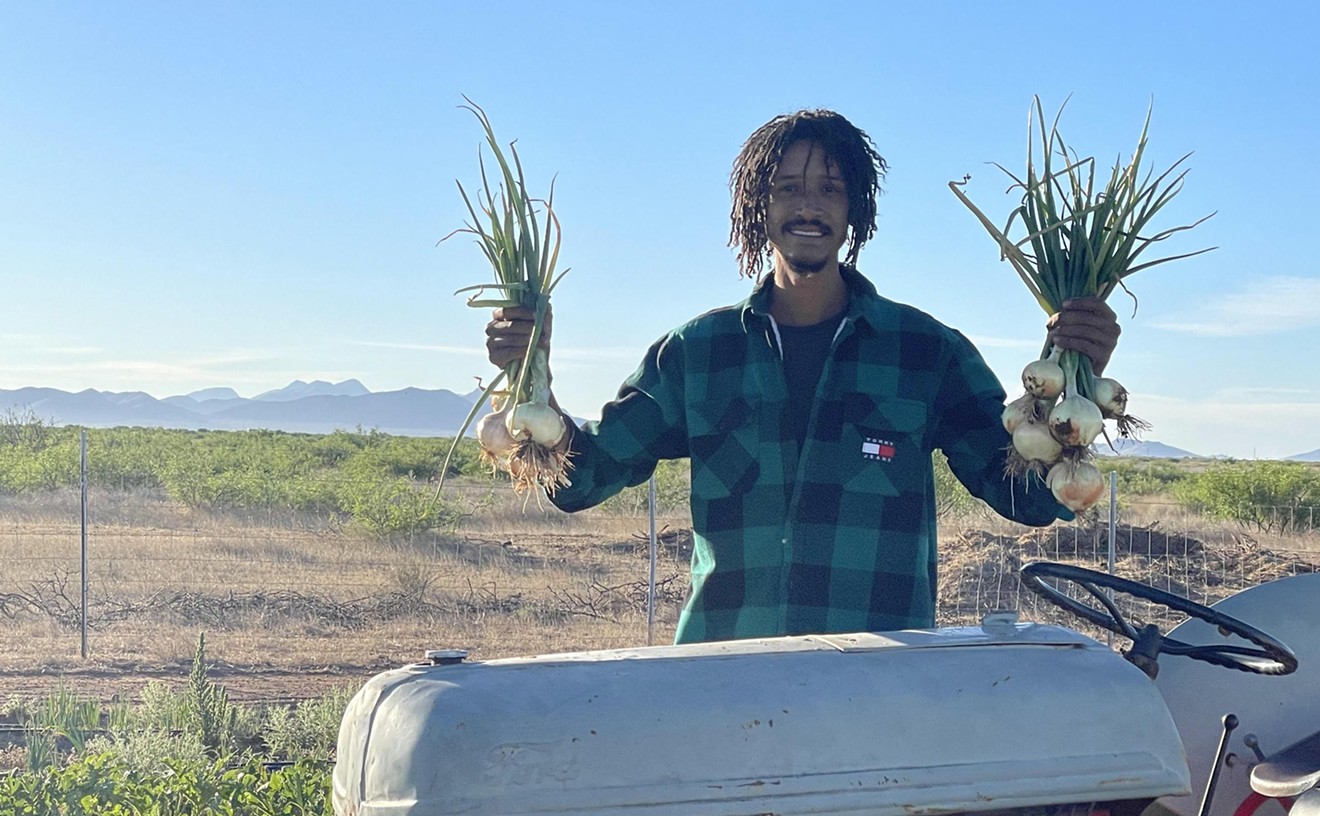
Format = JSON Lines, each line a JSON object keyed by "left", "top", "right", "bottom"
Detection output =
{"left": 1, "top": 469, "right": 1317, "bottom": 657}
{"left": 938, "top": 499, "right": 1319, "bottom": 639}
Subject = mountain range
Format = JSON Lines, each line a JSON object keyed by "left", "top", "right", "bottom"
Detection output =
{"left": 2, "top": 380, "right": 490, "bottom": 438}
{"left": 3, "top": 381, "right": 1319, "bottom": 461}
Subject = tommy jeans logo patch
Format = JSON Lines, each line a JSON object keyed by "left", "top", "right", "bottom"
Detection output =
{"left": 862, "top": 436, "right": 896, "bottom": 462}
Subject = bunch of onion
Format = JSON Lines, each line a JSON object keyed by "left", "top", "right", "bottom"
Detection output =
{"left": 952, "top": 96, "right": 1215, "bottom": 511}
{"left": 434, "top": 98, "right": 571, "bottom": 499}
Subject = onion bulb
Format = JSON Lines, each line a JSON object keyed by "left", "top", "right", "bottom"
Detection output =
{"left": 506, "top": 401, "right": 566, "bottom": 447}
{"left": 1047, "top": 459, "right": 1105, "bottom": 512}
{"left": 1002, "top": 393, "right": 1046, "bottom": 434}
{"left": 476, "top": 401, "right": 517, "bottom": 459}
{"left": 1022, "top": 358, "right": 1065, "bottom": 400}
{"left": 1092, "top": 376, "right": 1151, "bottom": 439}
{"left": 1092, "top": 377, "right": 1129, "bottom": 419}
{"left": 1049, "top": 395, "right": 1104, "bottom": 448}
{"left": 1012, "top": 420, "right": 1063, "bottom": 464}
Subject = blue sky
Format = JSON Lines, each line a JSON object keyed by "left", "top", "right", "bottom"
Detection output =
{"left": 2, "top": 2, "right": 1318, "bottom": 459}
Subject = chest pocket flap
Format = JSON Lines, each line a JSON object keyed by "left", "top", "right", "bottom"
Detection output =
{"left": 841, "top": 395, "right": 929, "bottom": 495}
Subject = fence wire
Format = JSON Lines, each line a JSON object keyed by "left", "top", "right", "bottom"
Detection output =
{"left": 1, "top": 476, "right": 1317, "bottom": 653}
{"left": 937, "top": 500, "right": 1319, "bottom": 642}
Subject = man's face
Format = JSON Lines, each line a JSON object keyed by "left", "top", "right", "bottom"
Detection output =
{"left": 765, "top": 140, "right": 849, "bottom": 276}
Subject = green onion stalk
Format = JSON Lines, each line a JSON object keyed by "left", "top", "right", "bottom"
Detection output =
{"left": 435, "top": 98, "right": 571, "bottom": 499}
{"left": 951, "top": 96, "right": 1214, "bottom": 509}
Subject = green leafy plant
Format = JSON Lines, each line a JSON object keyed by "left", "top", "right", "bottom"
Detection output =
{"left": 12, "top": 684, "right": 102, "bottom": 771}
{"left": 1174, "top": 461, "right": 1320, "bottom": 533}
{"left": 261, "top": 686, "right": 355, "bottom": 762}
{"left": 0, "top": 752, "right": 333, "bottom": 816}
{"left": 436, "top": 96, "right": 571, "bottom": 499}
{"left": 187, "top": 633, "right": 238, "bottom": 759}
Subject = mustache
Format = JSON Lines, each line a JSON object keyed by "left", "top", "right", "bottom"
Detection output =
{"left": 782, "top": 219, "right": 832, "bottom": 235}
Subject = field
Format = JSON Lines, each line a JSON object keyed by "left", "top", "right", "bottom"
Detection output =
{"left": 0, "top": 484, "right": 695, "bottom": 705}
{"left": 3, "top": 469, "right": 1318, "bottom": 713}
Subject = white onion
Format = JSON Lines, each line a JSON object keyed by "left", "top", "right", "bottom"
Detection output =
{"left": 1092, "top": 377, "right": 1129, "bottom": 419}
{"left": 476, "top": 404, "right": 517, "bottom": 458}
{"left": 1012, "top": 420, "right": 1063, "bottom": 464}
{"left": 1049, "top": 395, "right": 1104, "bottom": 448}
{"left": 1022, "top": 359, "right": 1065, "bottom": 400}
{"left": 507, "top": 401, "right": 566, "bottom": 447}
{"left": 1001, "top": 393, "right": 1044, "bottom": 434}
{"left": 1047, "top": 460, "right": 1105, "bottom": 512}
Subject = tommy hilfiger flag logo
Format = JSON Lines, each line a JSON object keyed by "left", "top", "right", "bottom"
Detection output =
{"left": 862, "top": 436, "right": 896, "bottom": 462}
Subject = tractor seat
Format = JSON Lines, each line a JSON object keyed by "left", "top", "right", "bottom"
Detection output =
{"left": 1251, "top": 729, "right": 1320, "bottom": 799}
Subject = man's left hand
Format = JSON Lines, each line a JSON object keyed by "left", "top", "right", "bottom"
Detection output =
{"left": 1047, "top": 298, "right": 1120, "bottom": 376}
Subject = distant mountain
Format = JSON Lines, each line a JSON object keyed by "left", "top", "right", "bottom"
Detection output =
{"left": 1092, "top": 438, "right": 1203, "bottom": 459}
{"left": 184, "top": 387, "right": 240, "bottom": 401}
{"left": 0, "top": 381, "right": 490, "bottom": 437}
{"left": 161, "top": 387, "right": 244, "bottom": 416}
{"left": 204, "top": 388, "right": 485, "bottom": 436}
{"left": 5, "top": 386, "right": 207, "bottom": 427}
{"left": 253, "top": 379, "right": 369, "bottom": 402}
{"left": 1288, "top": 448, "right": 1320, "bottom": 462}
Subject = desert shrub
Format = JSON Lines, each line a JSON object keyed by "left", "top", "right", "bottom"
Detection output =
{"left": 133, "top": 680, "right": 192, "bottom": 732}
{"left": 86, "top": 427, "right": 169, "bottom": 490}
{"left": 332, "top": 471, "right": 460, "bottom": 537}
{"left": 1094, "top": 458, "right": 1186, "bottom": 496}
{"left": 261, "top": 686, "right": 355, "bottom": 762}
{"left": 0, "top": 407, "right": 55, "bottom": 448}
{"left": 0, "top": 433, "right": 80, "bottom": 493}
{"left": 1174, "top": 460, "right": 1320, "bottom": 533}
{"left": 933, "top": 451, "right": 983, "bottom": 520}
{"left": 83, "top": 730, "right": 211, "bottom": 778}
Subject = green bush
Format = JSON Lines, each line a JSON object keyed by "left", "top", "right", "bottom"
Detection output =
{"left": 0, "top": 753, "right": 333, "bottom": 816}
{"left": 1174, "top": 460, "right": 1320, "bottom": 533}
{"left": 332, "top": 474, "right": 459, "bottom": 537}
{"left": 933, "top": 452, "right": 983, "bottom": 520}
{"left": 1093, "top": 458, "right": 1186, "bottom": 496}
{"left": 261, "top": 687, "right": 355, "bottom": 763}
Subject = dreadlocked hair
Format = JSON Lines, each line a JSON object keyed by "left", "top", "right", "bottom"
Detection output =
{"left": 729, "top": 109, "right": 888, "bottom": 280}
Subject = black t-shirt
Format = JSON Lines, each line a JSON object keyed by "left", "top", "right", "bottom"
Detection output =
{"left": 778, "top": 316, "right": 844, "bottom": 447}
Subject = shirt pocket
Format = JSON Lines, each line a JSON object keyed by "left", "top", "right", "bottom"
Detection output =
{"left": 688, "top": 397, "right": 762, "bottom": 497}
{"left": 840, "top": 395, "right": 929, "bottom": 497}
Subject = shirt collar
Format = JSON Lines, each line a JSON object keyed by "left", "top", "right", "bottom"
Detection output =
{"left": 741, "top": 264, "right": 888, "bottom": 332}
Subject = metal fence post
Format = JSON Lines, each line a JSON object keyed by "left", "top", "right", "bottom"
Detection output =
{"left": 647, "top": 473, "right": 657, "bottom": 646}
{"left": 1107, "top": 470, "right": 1117, "bottom": 648}
{"left": 80, "top": 429, "right": 89, "bottom": 659}
{"left": 1107, "top": 471, "right": 1117, "bottom": 578}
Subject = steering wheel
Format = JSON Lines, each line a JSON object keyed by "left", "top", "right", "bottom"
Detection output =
{"left": 1020, "top": 561, "right": 1298, "bottom": 675}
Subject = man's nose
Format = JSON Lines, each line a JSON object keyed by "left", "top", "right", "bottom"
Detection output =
{"left": 795, "top": 194, "right": 826, "bottom": 216}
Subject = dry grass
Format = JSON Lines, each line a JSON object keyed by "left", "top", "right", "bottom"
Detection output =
{"left": 2, "top": 482, "right": 1316, "bottom": 703}
{"left": 0, "top": 482, "right": 690, "bottom": 701}
{"left": 938, "top": 496, "right": 1320, "bottom": 640}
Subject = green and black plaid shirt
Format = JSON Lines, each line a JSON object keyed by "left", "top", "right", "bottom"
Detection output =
{"left": 552, "top": 266, "right": 1070, "bottom": 643}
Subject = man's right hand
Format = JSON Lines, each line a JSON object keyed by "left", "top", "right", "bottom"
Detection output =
{"left": 486, "top": 305, "right": 551, "bottom": 369}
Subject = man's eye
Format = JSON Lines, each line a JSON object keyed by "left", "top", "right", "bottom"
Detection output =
{"left": 823, "top": 183, "right": 841, "bottom": 194}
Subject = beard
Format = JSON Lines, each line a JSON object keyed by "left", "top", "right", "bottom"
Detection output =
{"left": 786, "top": 257, "right": 828, "bottom": 275}
{"left": 776, "top": 219, "right": 835, "bottom": 276}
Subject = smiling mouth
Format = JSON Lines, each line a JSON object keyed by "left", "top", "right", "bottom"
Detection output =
{"left": 784, "top": 220, "right": 831, "bottom": 238}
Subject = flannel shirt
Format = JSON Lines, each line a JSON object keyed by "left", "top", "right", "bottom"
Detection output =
{"left": 551, "top": 266, "right": 1070, "bottom": 643}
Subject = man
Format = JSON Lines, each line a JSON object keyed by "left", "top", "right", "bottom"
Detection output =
{"left": 485, "top": 109, "right": 1119, "bottom": 644}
